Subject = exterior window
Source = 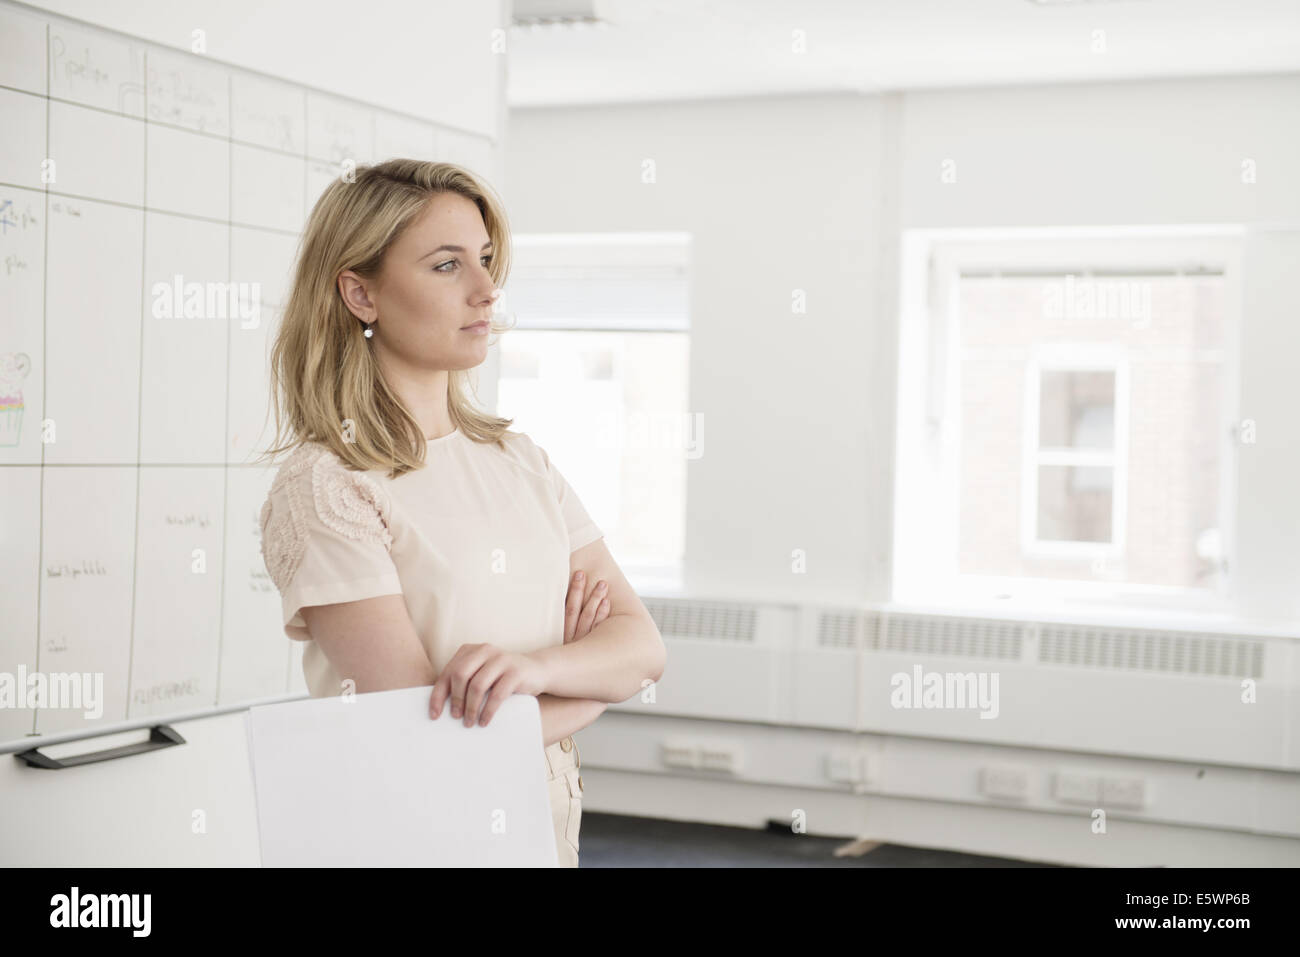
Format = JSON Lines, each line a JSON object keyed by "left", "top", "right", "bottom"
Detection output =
{"left": 895, "top": 232, "right": 1239, "bottom": 608}
{"left": 1022, "top": 354, "right": 1127, "bottom": 558}
{"left": 496, "top": 234, "right": 691, "bottom": 585}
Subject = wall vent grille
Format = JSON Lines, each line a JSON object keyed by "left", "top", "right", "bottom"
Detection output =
{"left": 874, "top": 613, "right": 1024, "bottom": 660}
{"left": 643, "top": 598, "right": 757, "bottom": 642}
{"left": 642, "top": 597, "right": 1274, "bottom": 678}
{"left": 817, "top": 611, "right": 862, "bottom": 649}
{"left": 1037, "top": 623, "right": 1265, "bottom": 678}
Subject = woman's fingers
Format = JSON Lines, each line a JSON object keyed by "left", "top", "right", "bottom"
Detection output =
{"left": 563, "top": 571, "right": 587, "bottom": 642}
{"left": 429, "top": 643, "right": 491, "bottom": 721}
{"left": 461, "top": 656, "right": 507, "bottom": 728}
{"left": 565, "top": 572, "right": 610, "bottom": 643}
{"left": 574, "top": 580, "right": 607, "bottom": 639}
{"left": 430, "top": 648, "right": 543, "bottom": 729}
{"left": 476, "top": 668, "right": 522, "bottom": 727}
{"left": 429, "top": 644, "right": 468, "bottom": 717}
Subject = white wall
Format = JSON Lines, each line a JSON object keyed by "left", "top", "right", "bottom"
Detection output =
{"left": 507, "top": 94, "right": 893, "bottom": 605}
{"left": 506, "top": 74, "right": 1300, "bottom": 622}
{"left": 899, "top": 75, "right": 1300, "bottom": 228}
{"left": 22, "top": 0, "right": 507, "bottom": 140}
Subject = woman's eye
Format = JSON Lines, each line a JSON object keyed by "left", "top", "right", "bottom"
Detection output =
{"left": 435, "top": 256, "right": 493, "bottom": 272}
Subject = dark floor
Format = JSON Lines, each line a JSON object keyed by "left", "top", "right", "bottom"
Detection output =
{"left": 577, "top": 811, "right": 1069, "bottom": 867}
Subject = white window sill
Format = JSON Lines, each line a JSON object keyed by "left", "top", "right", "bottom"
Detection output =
{"left": 880, "top": 592, "right": 1297, "bottom": 639}
{"left": 627, "top": 576, "right": 1295, "bottom": 640}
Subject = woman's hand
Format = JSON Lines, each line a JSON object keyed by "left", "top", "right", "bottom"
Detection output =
{"left": 428, "top": 644, "right": 549, "bottom": 728}
{"left": 428, "top": 574, "right": 609, "bottom": 728}
{"left": 564, "top": 570, "right": 610, "bottom": 643}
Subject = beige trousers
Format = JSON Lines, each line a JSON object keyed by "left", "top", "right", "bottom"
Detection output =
{"left": 543, "top": 735, "right": 582, "bottom": 867}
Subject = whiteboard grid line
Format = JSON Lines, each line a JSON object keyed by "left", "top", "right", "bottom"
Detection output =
{"left": 0, "top": 181, "right": 303, "bottom": 239}
{"left": 0, "top": 462, "right": 295, "bottom": 468}
{"left": 122, "top": 45, "right": 148, "bottom": 726}
{"left": 1, "top": 78, "right": 470, "bottom": 168}
{"left": 213, "top": 67, "right": 234, "bottom": 708}
{"left": 293, "top": 81, "right": 308, "bottom": 692}
{"left": 28, "top": 17, "right": 49, "bottom": 742}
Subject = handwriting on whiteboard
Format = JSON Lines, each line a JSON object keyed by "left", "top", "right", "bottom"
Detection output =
{"left": 132, "top": 678, "right": 202, "bottom": 707}
{"left": 45, "top": 561, "right": 109, "bottom": 579}
{"left": 0, "top": 197, "right": 41, "bottom": 232}
{"left": 148, "top": 62, "right": 228, "bottom": 134}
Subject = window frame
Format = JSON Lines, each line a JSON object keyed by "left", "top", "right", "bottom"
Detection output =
{"left": 1021, "top": 344, "right": 1129, "bottom": 560}
{"left": 893, "top": 226, "right": 1243, "bottom": 614}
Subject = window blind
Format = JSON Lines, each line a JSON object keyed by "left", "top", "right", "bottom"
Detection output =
{"left": 505, "top": 232, "right": 691, "bottom": 331}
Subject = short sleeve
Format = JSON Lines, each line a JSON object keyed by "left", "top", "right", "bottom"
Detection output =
{"left": 530, "top": 437, "right": 604, "bottom": 553}
{"left": 259, "top": 445, "right": 404, "bottom": 641}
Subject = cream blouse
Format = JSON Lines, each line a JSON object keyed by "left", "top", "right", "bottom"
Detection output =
{"left": 259, "top": 427, "right": 604, "bottom": 697}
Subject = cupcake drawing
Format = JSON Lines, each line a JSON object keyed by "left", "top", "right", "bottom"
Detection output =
{"left": 0, "top": 353, "right": 31, "bottom": 446}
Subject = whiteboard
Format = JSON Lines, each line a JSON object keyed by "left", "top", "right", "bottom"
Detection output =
{"left": 0, "top": 0, "right": 500, "bottom": 752}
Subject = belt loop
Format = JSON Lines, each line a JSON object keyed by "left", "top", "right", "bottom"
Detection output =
{"left": 543, "top": 740, "right": 557, "bottom": 778}
{"left": 573, "top": 738, "right": 580, "bottom": 770}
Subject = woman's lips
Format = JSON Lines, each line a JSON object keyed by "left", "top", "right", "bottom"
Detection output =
{"left": 461, "top": 320, "right": 489, "bottom": 334}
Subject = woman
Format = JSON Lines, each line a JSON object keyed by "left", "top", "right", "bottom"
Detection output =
{"left": 255, "top": 158, "right": 666, "bottom": 867}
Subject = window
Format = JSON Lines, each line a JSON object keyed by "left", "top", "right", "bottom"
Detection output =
{"left": 1022, "top": 348, "right": 1127, "bottom": 558}
{"left": 895, "top": 230, "right": 1241, "bottom": 611}
{"left": 494, "top": 233, "right": 691, "bottom": 586}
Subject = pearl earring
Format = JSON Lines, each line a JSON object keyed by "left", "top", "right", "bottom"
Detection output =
{"left": 363, "top": 322, "right": 374, "bottom": 339}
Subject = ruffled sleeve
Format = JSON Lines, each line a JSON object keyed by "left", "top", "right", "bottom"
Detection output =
{"left": 259, "top": 443, "right": 404, "bottom": 641}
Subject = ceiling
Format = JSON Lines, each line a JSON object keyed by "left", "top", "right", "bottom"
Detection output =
{"left": 505, "top": 0, "right": 1300, "bottom": 107}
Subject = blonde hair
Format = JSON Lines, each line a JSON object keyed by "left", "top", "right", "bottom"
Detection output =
{"left": 257, "top": 159, "right": 516, "bottom": 478}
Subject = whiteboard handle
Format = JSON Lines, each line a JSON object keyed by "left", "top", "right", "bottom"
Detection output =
{"left": 13, "top": 725, "right": 186, "bottom": 769}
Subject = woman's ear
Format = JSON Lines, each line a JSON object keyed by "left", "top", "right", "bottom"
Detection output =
{"left": 337, "top": 270, "right": 377, "bottom": 323}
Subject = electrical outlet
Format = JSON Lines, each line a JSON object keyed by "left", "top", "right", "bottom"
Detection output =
{"left": 1102, "top": 776, "right": 1148, "bottom": 809}
{"left": 1053, "top": 772, "right": 1101, "bottom": 805}
{"left": 978, "top": 765, "right": 1029, "bottom": 801}
{"left": 699, "top": 745, "right": 742, "bottom": 775}
{"left": 661, "top": 741, "right": 698, "bottom": 769}
{"left": 826, "top": 749, "right": 865, "bottom": 784}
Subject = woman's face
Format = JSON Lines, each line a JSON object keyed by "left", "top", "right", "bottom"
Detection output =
{"left": 340, "top": 191, "right": 497, "bottom": 371}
